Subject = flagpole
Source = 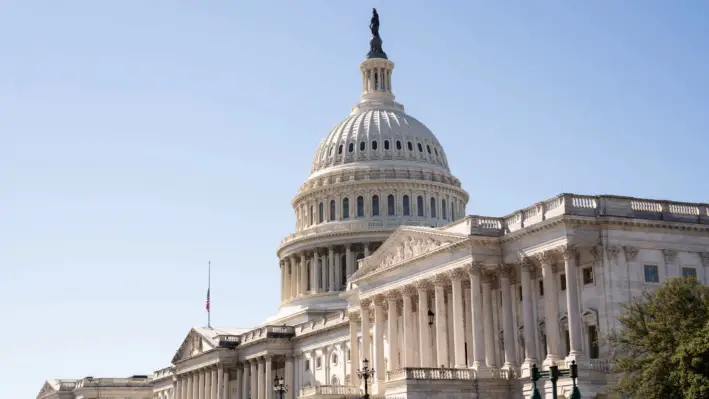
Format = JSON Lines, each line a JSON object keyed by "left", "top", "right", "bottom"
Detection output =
{"left": 207, "top": 261, "right": 212, "bottom": 328}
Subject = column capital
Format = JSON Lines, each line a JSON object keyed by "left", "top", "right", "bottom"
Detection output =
{"left": 385, "top": 290, "right": 399, "bottom": 302}
{"left": 498, "top": 264, "right": 514, "bottom": 279}
{"left": 264, "top": 353, "right": 274, "bottom": 361}
{"left": 481, "top": 270, "right": 496, "bottom": 285}
{"left": 623, "top": 246, "right": 639, "bottom": 262}
{"left": 285, "top": 353, "right": 295, "bottom": 361}
{"left": 372, "top": 294, "right": 386, "bottom": 307}
{"left": 465, "top": 261, "right": 484, "bottom": 276}
{"left": 558, "top": 244, "right": 578, "bottom": 260}
{"left": 400, "top": 285, "right": 417, "bottom": 297}
{"left": 360, "top": 298, "right": 372, "bottom": 309}
{"left": 589, "top": 244, "right": 602, "bottom": 260}
{"left": 429, "top": 273, "right": 448, "bottom": 287}
{"left": 414, "top": 279, "right": 431, "bottom": 292}
{"left": 534, "top": 250, "right": 557, "bottom": 265}
{"left": 606, "top": 245, "right": 621, "bottom": 260}
{"left": 447, "top": 268, "right": 467, "bottom": 282}
{"left": 518, "top": 257, "right": 535, "bottom": 273}
{"left": 663, "top": 248, "right": 677, "bottom": 263}
{"left": 701, "top": 252, "right": 709, "bottom": 267}
{"left": 348, "top": 310, "right": 361, "bottom": 322}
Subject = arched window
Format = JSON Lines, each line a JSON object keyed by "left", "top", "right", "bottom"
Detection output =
{"left": 442, "top": 199, "right": 447, "bottom": 220}
{"left": 310, "top": 205, "right": 314, "bottom": 225}
{"left": 372, "top": 140, "right": 378, "bottom": 150}
{"left": 329, "top": 200, "right": 336, "bottom": 221}
{"left": 342, "top": 198, "right": 350, "bottom": 219}
{"left": 427, "top": 145, "right": 432, "bottom": 154}
{"left": 403, "top": 195, "right": 410, "bottom": 216}
{"left": 417, "top": 143, "right": 423, "bottom": 152}
{"left": 357, "top": 196, "right": 364, "bottom": 217}
{"left": 306, "top": 262, "right": 311, "bottom": 291}
{"left": 338, "top": 144, "right": 343, "bottom": 154}
{"left": 387, "top": 194, "right": 395, "bottom": 216}
{"left": 430, "top": 197, "right": 437, "bottom": 218}
{"left": 417, "top": 196, "right": 424, "bottom": 217}
{"left": 407, "top": 141, "right": 413, "bottom": 151}
{"left": 371, "top": 195, "right": 380, "bottom": 216}
{"left": 396, "top": 140, "right": 402, "bottom": 150}
{"left": 348, "top": 143, "right": 354, "bottom": 153}
{"left": 384, "top": 140, "right": 390, "bottom": 150}
{"left": 340, "top": 254, "right": 347, "bottom": 285}
{"left": 359, "top": 141, "right": 366, "bottom": 151}
{"left": 318, "top": 202, "right": 324, "bottom": 223}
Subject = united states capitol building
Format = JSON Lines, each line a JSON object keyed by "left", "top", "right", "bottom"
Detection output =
{"left": 38, "top": 10, "right": 709, "bottom": 399}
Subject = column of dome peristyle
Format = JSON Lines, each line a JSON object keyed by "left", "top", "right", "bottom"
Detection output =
{"left": 359, "top": 58, "right": 395, "bottom": 105}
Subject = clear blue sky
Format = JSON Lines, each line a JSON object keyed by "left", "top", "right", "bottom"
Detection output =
{"left": 1, "top": 1, "right": 707, "bottom": 397}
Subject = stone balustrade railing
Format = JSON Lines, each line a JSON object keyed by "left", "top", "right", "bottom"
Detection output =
{"left": 386, "top": 367, "right": 473, "bottom": 381}
{"left": 153, "top": 366, "right": 173, "bottom": 379}
{"left": 452, "top": 193, "right": 709, "bottom": 237}
{"left": 75, "top": 377, "right": 152, "bottom": 388}
{"left": 299, "top": 385, "right": 361, "bottom": 397}
{"left": 281, "top": 218, "right": 446, "bottom": 245}
{"left": 590, "top": 358, "right": 615, "bottom": 373}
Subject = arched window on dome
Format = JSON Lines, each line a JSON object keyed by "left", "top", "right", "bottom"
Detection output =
{"left": 340, "top": 254, "right": 347, "bottom": 285}
{"left": 396, "top": 140, "right": 402, "bottom": 150}
{"left": 451, "top": 200, "right": 456, "bottom": 221}
{"left": 417, "top": 143, "right": 423, "bottom": 152}
{"left": 338, "top": 144, "right": 343, "bottom": 155}
{"left": 330, "top": 200, "right": 336, "bottom": 221}
{"left": 430, "top": 197, "right": 437, "bottom": 218}
{"left": 427, "top": 145, "right": 432, "bottom": 154}
{"left": 360, "top": 141, "right": 366, "bottom": 151}
{"left": 403, "top": 195, "right": 410, "bottom": 216}
{"left": 306, "top": 261, "right": 312, "bottom": 291}
{"left": 342, "top": 197, "right": 350, "bottom": 219}
{"left": 374, "top": 71, "right": 379, "bottom": 90}
{"left": 329, "top": 146, "right": 334, "bottom": 156}
{"left": 434, "top": 147, "right": 439, "bottom": 156}
{"left": 310, "top": 205, "right": 314, "bottom": 226}
{"left": 357, "top": 196, "right": 364, "bottom": 217}
{"left": 384, "top": 140, "right": 390, "bottom": 150}
{"left": 348, "top": 143, "right": 354, "bottom": 153}
{"left": 442, "top": 199, "right": 447, "bottom": 220}
{"left": 417, "top": 196, "right": 424, "bottom": 217}
{"left": 318, "top": 202, "right": 324, "bottom": 223}
{"left": 372, "top": 140, "right": 378, "bottom": 151}
{"left": 387, "top": 195, "right": 395, "bottom": 216}
{"left": 407, "top": 141, "right": 413, "bottom": 151}
{"left": 371, "top": 195, "right": 380, "bottom": 216}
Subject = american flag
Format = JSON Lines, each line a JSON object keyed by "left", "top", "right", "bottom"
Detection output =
{"left": 205, "top": 288, "right": 210, "bottom": 312}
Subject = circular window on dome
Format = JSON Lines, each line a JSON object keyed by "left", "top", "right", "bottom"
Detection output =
{"left": 407, "top": 141, "right": 413, "bottom": 151}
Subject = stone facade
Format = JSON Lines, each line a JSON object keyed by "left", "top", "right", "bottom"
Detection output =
{"left": 38, "top": 12, "right": 709, "bottom": 399}
{"left": 36, "top": 376, "right": 153, "bottom": 399}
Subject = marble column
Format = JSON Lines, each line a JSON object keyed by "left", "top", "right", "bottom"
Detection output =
{"left": 205, "top": 369, "right": 211, "bottom": 399}
{"left": 250, "top": 360, "right": 258, "bottom": 399}
{"left": 401, "top": 286, "right": 415, "bottom": 367}
{"left": 289, "top": 257, "right": 296, "bottom": 300}
{"left": 538, "top": 251, "right": 562, "bottom": 366}
{"left": 433, "top": 275, "right": 449, "bottom": 367}
{"left": 360, "top": 300, "right": 371, "bottom": 368}
{"left": 299, "top": 254, "right": 306, "bottom": 296}
{"left": 216, "top": 366, "right": 223, "bottom": 399}
{"left": 280, "top": 261, "right": 285, "bottom": 302}
{"left": 285, "top": 355, "right": 294, "bottom": 399}
{"left": 264, "top": 356, "right": 273, "bottom": 399}
{"left": 174, "top": 376, "right": 181, "bottom": 399}
{"left": 328, "top": 247, "right": 336, "bottom": 291}
{"left": 499, "top": 265, "right": 517, "bottom": 369}
{"left": 482, "top": 273, "right": 497, "bottom": 368}
{"left": 386, "top": 291, "right": 400, "bottom": 370}
{"left": 415, "top": 280, "right": 432, "bottom": 367}
{"left": 562, "top": 245, "right": 584, "bottom": 362}
{"left": 257, "top": 357, "right": 265, "bottom": 399}
{"left": 364, "top": 244, "right": 370, "bottom": 258}
{"left": 211, "top": 367, "right": 218, "bottom": 399}
{"left": 466, "top": 263, "right": 486, "bottom": 369}
{"left": 520, "top": 258, "right": 538, "bottom": 374}
{"left": 349, "top": 311, "right": 360, "bottom": 372}
{"left": 187, "top": 374, "right": 194, "bottom": 399}
{"left": 197, "top": 371, "right": 203, "bottom": 399}
{"left": 224, "top": 369, "right": 230, "bottom": 399}
{"left": 312, "top": 251, "right": 321, "bottom": 293}
{"left": 242, "top": 363, "right": 250, "bottom": 399}
{"left": 449, "top": 270, "right": 466, "bottom": 368}
{"left": 345, "top": 245, "right": 353, "bottom": 278}
{"left": 373, "top": 296, "right": 386, "bottom": 391}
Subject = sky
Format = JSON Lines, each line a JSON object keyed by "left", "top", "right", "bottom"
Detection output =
{"left": 1, "top": 0, "right": 708, "bottom": 397}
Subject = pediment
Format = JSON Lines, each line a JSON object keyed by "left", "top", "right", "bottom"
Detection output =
{"left": 171, "top": 328, "right": 210, "bottom": 363}
{"left": 37, "top": 381, "right": 57, "bottom": 399}
{"left": 350, "top": 227, "right": 468, "bottom": 281}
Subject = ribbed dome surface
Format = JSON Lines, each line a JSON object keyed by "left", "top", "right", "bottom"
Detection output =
{"left": 310, "top": 108, "right": 450, "bottom": 175}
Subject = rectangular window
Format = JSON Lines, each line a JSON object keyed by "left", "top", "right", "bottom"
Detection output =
{"left": 316, "top": 357, "right": 322, "bottom": 369}
{"left": 560, "top": 274, "right": 567, "bottom": 291}
{"left": 304, "top": 359, "right": 310, "bottom": 371}
{"left": 644, "top": 265, "right": 659, "bottom": 283}
{"left": 582, "top": 267, "right": 594, "bottom": 285}
{"left": 347, "top": 349, "right": 351, "bottom": 362}
{"left": 682, "top": 267, "right": 697, "bottom": 278}
{"left": 539, "top": 280, "right": 544, "bottom": 296}
{"left": 518, "top": 286, "right": 522, "bottom": 301}
{"left": 588, "top": 325, "right": 599, "bottom": 359}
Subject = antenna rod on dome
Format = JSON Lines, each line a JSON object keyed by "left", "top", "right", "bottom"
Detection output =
{"left": 205, "top": 261, "right": 211, "bottom": 328}
{"left": 367, "top": 8, "right": 387, "bottom": 59}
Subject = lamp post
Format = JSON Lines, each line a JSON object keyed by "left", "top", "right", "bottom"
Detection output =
{"left": 530, "top": 360, "right": 581, "bottom": 399}
{"left": 273, "top": 375, "right": 287, "bottom": 399}
{"left": 357, "top": 358, "right": 375, "bottom": 399}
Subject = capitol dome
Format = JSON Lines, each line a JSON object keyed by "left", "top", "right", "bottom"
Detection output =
{"left": 276, "top": 18, "right": 468, "bottom": 311}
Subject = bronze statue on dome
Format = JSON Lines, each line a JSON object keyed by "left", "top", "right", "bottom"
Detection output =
{"left": 367, "top": 8, "right": 387, "bottom": 59}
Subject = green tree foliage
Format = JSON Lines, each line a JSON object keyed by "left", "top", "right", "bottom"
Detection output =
{"left": 608, "top": 277, "right": 709, "bottom": 399}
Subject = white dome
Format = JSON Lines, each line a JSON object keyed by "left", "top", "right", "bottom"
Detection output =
{"left": 309, "top": 107, "right": 450, "bottom": 176}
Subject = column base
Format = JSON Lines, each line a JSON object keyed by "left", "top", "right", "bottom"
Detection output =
{"left": 542, "top": 355, "right": 562, "bottom": 369}
{"left": 565, "top": 352, "right": 588, "bottom": 368}
{"left": 519, "top": 360, "right": 538, "bottom": 378}
{"left": 501, "top": 363, "right": 519, "bottom": 379}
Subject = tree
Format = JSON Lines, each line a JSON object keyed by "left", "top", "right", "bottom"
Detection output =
{"left": 608, "top": 276, "right": 709, "bottom": 399}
